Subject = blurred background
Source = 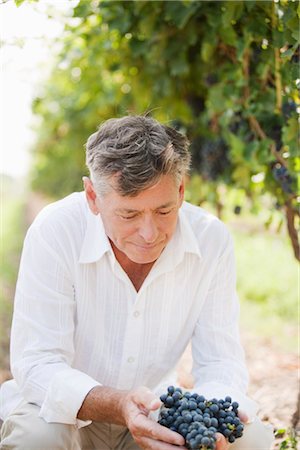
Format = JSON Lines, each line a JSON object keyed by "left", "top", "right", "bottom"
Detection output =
{"left": 0, "top": 0, "right": 299, "bottom": 448}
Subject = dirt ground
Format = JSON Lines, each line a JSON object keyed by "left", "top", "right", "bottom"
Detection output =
{"left": 177, "top": 332, "right": 299, "bottom": 448}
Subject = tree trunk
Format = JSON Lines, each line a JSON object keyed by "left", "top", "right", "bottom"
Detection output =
{"left": 285, "top": 200, "right": 300, "bottom": 262}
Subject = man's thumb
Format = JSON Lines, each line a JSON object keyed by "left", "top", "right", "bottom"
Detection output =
{"left": 149, "top": 398, "right": 161, "bottom": 410}
{"left": 134, "top": 387, "right": 161, "bottom": 411}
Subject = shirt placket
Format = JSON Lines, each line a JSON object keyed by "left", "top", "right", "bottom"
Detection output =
{"left": 116, "top": 290, "right": 145, "bottom": 390}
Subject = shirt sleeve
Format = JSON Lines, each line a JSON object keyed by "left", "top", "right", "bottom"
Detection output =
{"left": 191, "top": 227, "right": 258, "bottom": 421}
{"left": 10, "top": 224, "right": 100, "bottom": 428}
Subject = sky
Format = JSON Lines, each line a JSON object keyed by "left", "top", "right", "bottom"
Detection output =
{"left": 0, "top": 0, "right": 77, "bottom": 178}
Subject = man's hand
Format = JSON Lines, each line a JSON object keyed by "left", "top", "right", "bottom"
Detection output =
{"left": 121, "top": 386, "right": 186, "bottom": 450}
{"left": 215, "top": 410, "right": 249, "bottom": 450}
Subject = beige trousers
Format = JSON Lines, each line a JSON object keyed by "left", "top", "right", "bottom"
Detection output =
{"left": 0, "top": 401, "right": 275, "bottom": 450}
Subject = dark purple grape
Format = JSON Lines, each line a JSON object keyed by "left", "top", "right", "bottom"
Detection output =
{"left": 234, "top": 205, "right": 241, "bottom": 215}
{"left": 167, "top": 386, "right": 175, "bottom": 395}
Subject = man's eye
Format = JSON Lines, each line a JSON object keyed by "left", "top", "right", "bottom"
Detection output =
{"left": 158, "top": 210, "right": 172, "bottom": 215}
{"left": 120, "top": 215, "right": 136, "bottom": 220}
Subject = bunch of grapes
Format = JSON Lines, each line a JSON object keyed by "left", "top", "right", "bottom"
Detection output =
{"left": 272, "top": 163, "right": 294, "bottom": 194}
{"left": 158, "top": 386, "right": 244, "bottom": 450}
{"left": 191, "top": 138, "right": 230, "bottom": 181}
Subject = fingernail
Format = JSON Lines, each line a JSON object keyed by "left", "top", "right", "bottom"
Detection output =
{"left": 245, "top": 418, "right": 255, "bottom": 424}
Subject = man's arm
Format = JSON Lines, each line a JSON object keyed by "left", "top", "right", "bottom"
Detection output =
{"left": 191, "top": 226, "right": 257, "bottom": 419}
{"left": 10, "top": 224, "right": 100, "bottom": 426}
{"left": 78, "top": 385, "right": 186, "bottom": 449}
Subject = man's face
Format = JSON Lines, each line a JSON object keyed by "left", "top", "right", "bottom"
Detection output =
{"left": 87, "top": 175, "right": 184, "bottom": 265}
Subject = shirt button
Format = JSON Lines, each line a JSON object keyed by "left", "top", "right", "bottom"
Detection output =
{"left": 127, "top": 356, "right": 135, "bottom": 363}
{"left": 133, "top": 311, "right": 140, "bottom": 318}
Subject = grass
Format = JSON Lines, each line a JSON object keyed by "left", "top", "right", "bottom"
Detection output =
{"left": 229, "top": 224, "right": 299, "bottom": 353}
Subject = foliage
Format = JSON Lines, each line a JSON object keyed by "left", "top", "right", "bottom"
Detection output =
{"left": 13, "top": 0, "right": 38, "bottom": 6}
{"left": 0, "top": 176, "right": 26, "bottom": 368}
{"left": 16, "top": 0, "right": 300, "bottom": 258}
{"left": 276, "top": 428, "right": 298, "bottom": 449}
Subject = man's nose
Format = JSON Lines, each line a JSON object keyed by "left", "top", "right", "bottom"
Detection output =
{"left": 138, "top": 215, "right": 159, "bottom": 243}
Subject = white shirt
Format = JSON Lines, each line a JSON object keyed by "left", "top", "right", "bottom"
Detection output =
{"left": 0, "top": 192, "right": 257, "bottom": 427}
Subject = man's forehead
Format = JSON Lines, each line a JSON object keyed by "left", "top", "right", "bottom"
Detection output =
{"left": 115, "top": 201, "right": 177, "bottom": 213}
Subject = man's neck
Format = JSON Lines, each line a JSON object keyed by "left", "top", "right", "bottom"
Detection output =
{"left": 110, "top": 241, "right": 156, "bottom": 292}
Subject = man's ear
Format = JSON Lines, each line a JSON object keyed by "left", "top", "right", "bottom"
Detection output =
{"left": 178, "top": 178, "right": 185, "bottom": 206}
{"left": 83, "top": 177, "right": 99, "bottom": 215}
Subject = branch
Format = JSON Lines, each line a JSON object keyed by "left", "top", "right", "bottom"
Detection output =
{"left": 285, "top": 200, "right": 300, "bottom": 262}
{"left": 291, "top": 388, "right": 300, "bottom": 428}
{"left": 242, "top": 47, "right": 250, "bottom": 104}
{"left": 248, "top": 115, "right": 287, "bottom": 167}
{"left": 272, "top": 1, "right": 282, "bottom": 112}
{"left": 218, "top": 42, "right": 237, "bottom": 63}
{"left": 274, "top": 48, "right": 282, "bottom": 112}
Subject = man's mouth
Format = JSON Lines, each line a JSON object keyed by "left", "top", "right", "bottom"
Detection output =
{"left": 133, "top": 241, "right": 163, "bottom": 250}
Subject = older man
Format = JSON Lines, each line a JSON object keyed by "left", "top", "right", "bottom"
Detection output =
{"left": 0, "top": 116, "right": 274, "bottom": 449}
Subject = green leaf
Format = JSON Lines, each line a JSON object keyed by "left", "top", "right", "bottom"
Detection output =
{"left": 232, "top": 166, "right": 251, "bottom": 188}
{"left": 227, "top": 133, "right": 246, "bottom": 163}
{"left": 221, "top": 1, "right": 244, "bottom": 25}
{"left": 272, "top": 29, "right": 286, "bottom": 48}
{"left": 14, "top": 0, "right": 39, "bottom": 6}
{"left": 286, "top": 16, "right": 300, "bottom": 42}
{"left": 73, "top": 2, "right": 92, "bottom": 18}
{"left": 201, "top": 41, "right": 215, "bottom": 62}
{"left": 169, "top": 54, "right": 189, "bottom": 77}
{"left": 164, "top": 1, "right": 200, "bottom": 29}
{"left": 130, "top": 37, "right": 147, "bottom": 57}
{"left": 244, "top": 1, "right": 256, "bottom": 13}
{"left": 219, "top": 24, "right": 237, "bottom": 46}
{"left": 282, "top": 116, "right": 299, "bottom": 156}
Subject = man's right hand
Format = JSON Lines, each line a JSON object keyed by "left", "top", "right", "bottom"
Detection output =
{"left": 121, "top": 386, "right": 186, "bottom": 449}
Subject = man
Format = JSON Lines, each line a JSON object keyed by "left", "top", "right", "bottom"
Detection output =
{"left": 0, "top": 116, "right": 274, "bottom": 449}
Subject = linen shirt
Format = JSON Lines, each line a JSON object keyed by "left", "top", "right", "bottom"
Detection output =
{"left": 0, "top": 192, "right": 257, "bottom": 427}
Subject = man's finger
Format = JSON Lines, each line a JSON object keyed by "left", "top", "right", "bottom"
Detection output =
{"left": 133, "top": 413, "right": 185, "bottom": 447}
{"left": 216, "top": 432, "right": 230, "bottom": 450}
{"left": 238, "top": 409, "right": 249, "bottom": 423}
{"left": 132, "top": 386, "right": 161, "bottom": 411}
{"left": 137, "top": 435, "right": 187, "bottom": 450}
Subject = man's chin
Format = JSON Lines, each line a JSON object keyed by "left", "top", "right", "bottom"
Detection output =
{"left": 129, "top": 253, "right": 160, "bottom": 265}
{"left": 129, "top": 247, "right": 163, "bottom": 265}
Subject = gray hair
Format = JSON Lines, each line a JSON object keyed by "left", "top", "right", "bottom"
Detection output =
{"left": 85, "top": 115, "right": 191, "bottom": 196}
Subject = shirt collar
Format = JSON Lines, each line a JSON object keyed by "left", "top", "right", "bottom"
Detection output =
{"left": 78, "top": 207, "right": 112, "bottom": 264}
{"left": 78, "top": 202, "right": 202, "bottom": 265}
{"left": 177, "top": 206, "right": 202, "bottom": 259}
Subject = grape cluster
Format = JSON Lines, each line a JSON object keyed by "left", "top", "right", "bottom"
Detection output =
{"left": 191, "top": 138, "right": 230, "bottom": 181}
{"left": 158, "top": 386, "right": 244, "bottom": 450}
{"left": 272, "top": 163, "right": 294, "bottom": 194}
{"left": 282, "top": 100, "right": 296, "bottom": 120}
